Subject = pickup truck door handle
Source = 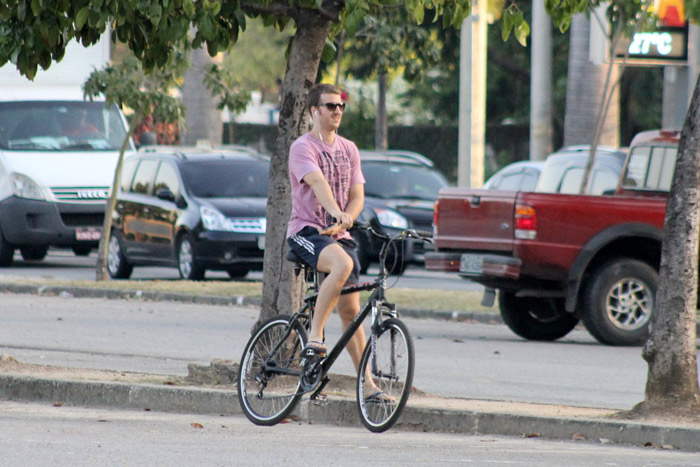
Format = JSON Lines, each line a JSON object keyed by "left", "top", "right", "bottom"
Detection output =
{"left": 470, "top": 196, "right": 481, "bottom": 207}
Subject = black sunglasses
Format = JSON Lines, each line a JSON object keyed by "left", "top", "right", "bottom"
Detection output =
{"left": 318, "top": 102, "right": 346, "bottom": 111}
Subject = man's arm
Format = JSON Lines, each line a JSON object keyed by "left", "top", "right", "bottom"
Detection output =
{"left": 344, "top": 183, "right": 364, "bottom": 220}
{"left": 319, "top": 183, "right": 364, "bottom": 236}
{"left": 302, "top": 171, "right": 353, "bottom": 229}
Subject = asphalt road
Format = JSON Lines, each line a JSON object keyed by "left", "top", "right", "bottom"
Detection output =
{"left": 2, "top": 400, "right": 698, "bottom": 467}
{"left": 0, "top": 248, "right": 482, "bottom": 291}
{"left": 0, "top": 293, "right": 659, "bottom": 410}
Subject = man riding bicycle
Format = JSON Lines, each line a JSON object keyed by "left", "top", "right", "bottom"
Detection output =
{"left": 286, "top": 83, "right": 389, "bottom": 402}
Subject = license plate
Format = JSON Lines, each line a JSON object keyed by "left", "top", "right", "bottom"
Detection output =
{"left": 76, "top": 227, "right": 102, "bottom": 241}
{"left": 257, "top": 236, "right": 265, "bottom": 250}
{"left": 459, "top": 254, "right": 483, "bottom": 274}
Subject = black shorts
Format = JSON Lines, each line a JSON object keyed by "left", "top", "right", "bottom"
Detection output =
{"left": 287, "top": 226, "right": 360, "bottom": 285}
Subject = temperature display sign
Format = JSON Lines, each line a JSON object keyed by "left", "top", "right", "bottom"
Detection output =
{"left": 614, "top": 0, "right": 688, "bottom": 65}
{"left": 615, "top": 26, "right": 688, "bottom": 64}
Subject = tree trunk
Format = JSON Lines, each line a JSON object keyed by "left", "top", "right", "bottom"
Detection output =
{"left": 563, "top": 14, "right": 619, "bottom": 147}
{"left": 256, "top": 11, "right": 332, "bottom": 329}
{"left": 181, "top": 47, "right": 222, "bottom": 146}
{"left": 95, "top": 124, "right": 138, "bottom": 281}
{"left": 375, "top": 73, "right": 388, "bottom": 150}
{"left": 635, "top": 79, "right": 700, "bottom": 416}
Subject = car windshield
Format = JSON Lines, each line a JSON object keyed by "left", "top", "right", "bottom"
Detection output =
{"left": 362, "top": 162, "right": 449, "bottom": 200}
{"left": 180, "top": 159, "right": 270, "bottom": 198}
{"left": 0, "top": 101, "right": 129, "bottom": 151}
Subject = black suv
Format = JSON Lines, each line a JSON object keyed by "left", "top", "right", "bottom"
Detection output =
{"left": 108, "top": 146, "right": 269, "bottom": 280}
{"left": 353, "top": 150, "right": 450, "bottom": 274}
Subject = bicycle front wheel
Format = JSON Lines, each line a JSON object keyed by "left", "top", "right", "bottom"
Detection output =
{"left": 237, "top": 315, "right": 307, "bottom": 426}
{"left": 357, "top": 318, "right": 415, "bottom": 432}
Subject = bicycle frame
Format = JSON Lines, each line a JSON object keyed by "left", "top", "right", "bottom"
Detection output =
{"left": 261, "top": 224, "right": 424, "bottom": 398}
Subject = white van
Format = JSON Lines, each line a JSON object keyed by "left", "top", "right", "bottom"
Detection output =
{"left": 0, "top": 98, "right": 133, "bottom": 266}
{"left": 0, "top": 33, "right": 134, "bottom": 266}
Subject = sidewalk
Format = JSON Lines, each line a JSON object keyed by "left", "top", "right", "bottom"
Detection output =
{"left": 0, "top": 282, "right": 699, "bottom": 452}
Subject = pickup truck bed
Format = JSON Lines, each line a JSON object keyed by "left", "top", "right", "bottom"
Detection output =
{"left": 427, "top": 130, "right": 680, "bottom": 346}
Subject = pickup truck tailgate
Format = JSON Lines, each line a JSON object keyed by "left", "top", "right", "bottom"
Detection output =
{"left": 434, "top": 187, "right": 517, "bottom": 252}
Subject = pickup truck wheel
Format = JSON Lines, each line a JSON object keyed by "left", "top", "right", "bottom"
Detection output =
{"left": 582, "top": 259, "right": 657, "bottom": 346}
{"left": 498, "top": 292, "right": 578, "bottom": 341}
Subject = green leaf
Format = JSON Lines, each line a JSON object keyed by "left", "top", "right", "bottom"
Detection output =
{"left": 321, "top": 38, "right": 336, "bottom": 63}
{"left": 30, "top": 0, "right": 42, "bottom": 17}
{"left": 501, "top": 9, "right": 513, "bottom": 41}
{"left": 514, "top": 19, "right": 530, "bottom": 46}
{"left": 414, "top": 3, "right": 425, "bottom": 23}
{"left": 76, "top": 6, "right": 89, "bottom": 30}
{"left": 183, "top": 0, "right": 195, "bottom": 17}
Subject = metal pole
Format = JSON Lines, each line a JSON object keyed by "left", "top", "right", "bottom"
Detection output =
{"left": 530, "top": 0, "right": 553, "bottom": 160}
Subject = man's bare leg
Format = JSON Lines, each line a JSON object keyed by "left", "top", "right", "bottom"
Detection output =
{"left": 337, "top": 292, "right": 392, "bottom": 399}
{"left": 308, "top": 244, "right": 353, "bottom": 349}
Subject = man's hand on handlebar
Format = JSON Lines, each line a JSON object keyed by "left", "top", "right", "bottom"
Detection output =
{"left": 319, "top": 212, "right": 354, "bottom": 236}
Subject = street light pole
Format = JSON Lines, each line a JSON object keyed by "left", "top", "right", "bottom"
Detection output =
{"left": 530, "top": 0, "right": 553, "bottom": 161}
{"left": 458, "top": 0, "right": 487, "bottom": 188}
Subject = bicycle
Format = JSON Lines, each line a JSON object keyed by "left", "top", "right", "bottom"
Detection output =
{"left": 237, "top": 222, "right": 432, "bottom": 432}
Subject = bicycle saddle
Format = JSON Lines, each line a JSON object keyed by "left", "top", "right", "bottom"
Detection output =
{"left": 285, "top": 249, "right": 305, "bottom": 264}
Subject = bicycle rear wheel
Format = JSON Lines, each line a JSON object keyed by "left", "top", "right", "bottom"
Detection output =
{"left": 237, "top": 315, "right": 307, "bottom": 425}
{"left": 356, "top": 318, "right": 414, "bottom": 432}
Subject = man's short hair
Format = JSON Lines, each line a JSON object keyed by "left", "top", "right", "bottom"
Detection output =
{"left": 307, "top": 83, "right": 342, "bottom": 112}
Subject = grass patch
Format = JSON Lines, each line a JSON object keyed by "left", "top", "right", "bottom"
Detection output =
{"left": 0, "top": 276, "right": 495, "bottom": 313}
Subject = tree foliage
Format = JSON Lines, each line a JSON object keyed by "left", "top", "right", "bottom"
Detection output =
{"left": 0, "top": 1, "right": 470, "bottom": 81}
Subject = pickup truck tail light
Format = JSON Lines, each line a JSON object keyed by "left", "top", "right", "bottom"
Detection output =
{"left": 515, "top": 204, "right": 537, "bottom": 239}
{"left": 433, "top": 200, "right": 439, "bottom": 235}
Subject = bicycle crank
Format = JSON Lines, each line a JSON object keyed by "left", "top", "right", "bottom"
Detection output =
{"left": 300, "top": 356, "right": 323, "bottom": 392}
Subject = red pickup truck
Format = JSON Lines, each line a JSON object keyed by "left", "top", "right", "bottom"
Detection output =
{"left": 426, "top": 130, "right": 680, "bottom": 346}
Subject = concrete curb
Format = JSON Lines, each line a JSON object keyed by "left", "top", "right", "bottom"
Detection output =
{"left": 0, "top": 281, "right": 503, "bottom": 325}
{"left": 0, "top": 373, "right": 698, "bottom": 452}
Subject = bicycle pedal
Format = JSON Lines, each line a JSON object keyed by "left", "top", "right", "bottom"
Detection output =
{"left": 310, "top": 393, "right": 328, "bottom": 406}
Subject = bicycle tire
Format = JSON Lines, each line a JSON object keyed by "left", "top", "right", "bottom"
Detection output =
{"left": 237, "top": 315, "right": 307, "bottom": 426}
{"left": 356, "top": 317, "right": 414, "bottom": 432}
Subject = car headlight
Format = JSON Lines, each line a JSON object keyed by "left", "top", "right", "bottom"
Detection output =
{"left": 373, "top": 208, "right": 408, "bottom": 229}
{"left": 11, "top": 173, "right": 44, "bottom": 200}
{"left": 201, "top": 206, "right": 230, "bottom": 231}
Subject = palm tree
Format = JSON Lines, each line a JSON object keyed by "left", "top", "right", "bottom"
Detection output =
{"left": 181, "top": 47, "right": 223, "bottom": 146}
{"left": 563, "top": 14, "right": 620, "bottom": 147}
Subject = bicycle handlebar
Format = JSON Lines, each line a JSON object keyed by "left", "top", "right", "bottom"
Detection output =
{"left": 352, "top": 221, "right": 433, "bottom": 243}
{"left": 327, "top": 217, "right": 433, "bottom": 242}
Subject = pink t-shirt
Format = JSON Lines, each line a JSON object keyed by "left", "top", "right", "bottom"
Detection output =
{"left": 287, "top": 132, "right": 365, "bottom": 239}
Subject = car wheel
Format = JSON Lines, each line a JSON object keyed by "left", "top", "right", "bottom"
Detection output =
{"left": 0, "top": 232, "right": 14, "bottom": 267}
{"left": 498, "top": 291, "right": 579, "bottom": 341}
{"left": 351, "top": 232, "right": 371, "bottom": 274}
{"left": 177, "top": 234, "right": 205, "bottom": 280}
{"left": 227, "top": 266, "right": 249, "bottom": 279}
{"left": 581, "top": 258, "right": 657, "bottom": 346}
{"left": 107, "top": 233, "right": 133, "bottom": 279}
{"left": 20, "top": 245, "right": 48, "bottom": 261}
{"left": 386, "top": 241, "right": 408, "bottom": 276}
{"left": 72, "top": 245, "right": 92, "bottom": 256}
